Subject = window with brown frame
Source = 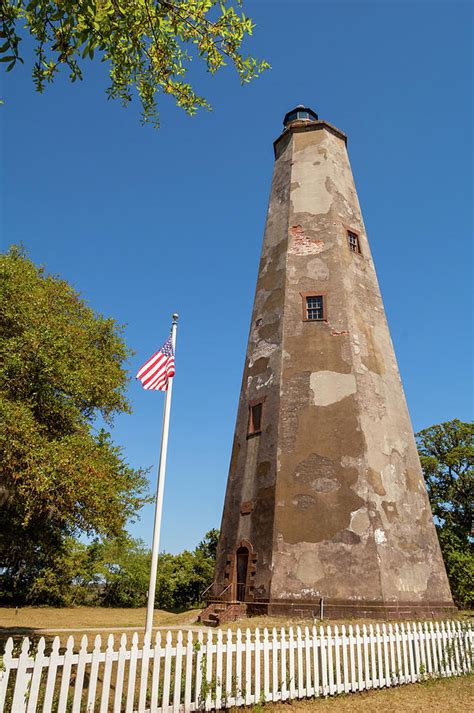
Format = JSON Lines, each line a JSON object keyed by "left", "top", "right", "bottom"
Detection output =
{"left": 247, "top": 402, "right": 263, "bottom": 436}
{"left": 303, "top": 294, "right": 325, "bottom": 321}
{"left": 347, "top": 230, "right": 361, "bottom": 254}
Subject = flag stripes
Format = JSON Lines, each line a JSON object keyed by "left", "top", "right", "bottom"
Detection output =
{"left": 136, "top": 335, "right": 175, "bottom": 391}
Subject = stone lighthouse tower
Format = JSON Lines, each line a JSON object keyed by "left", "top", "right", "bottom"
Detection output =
{"left": 210, "top": 106, "right": 454, "bottom": 621}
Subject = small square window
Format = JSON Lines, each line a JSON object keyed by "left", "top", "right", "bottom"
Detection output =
{"left": 347, "top": 230, "right": 361, "bottom": 254}
{"left": 304, "top": 294, "right": 325, "bottom": 321}
{"left": 248, "top": 402, "right": 263, "bottom": 436}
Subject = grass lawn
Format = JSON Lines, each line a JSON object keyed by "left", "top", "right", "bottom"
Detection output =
{"left": 0, "top": 606, "right": 201, "bottom": 647}
{"left": 264, "top": 675, "right": 473, "bottom": 712}
{"left": 0, "top": 605, "right": 199, "bottom": 631}
{"left": 0, "top": 606, "right": 471, "bottom": 648}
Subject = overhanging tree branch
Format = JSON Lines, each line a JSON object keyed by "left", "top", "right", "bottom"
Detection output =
{"left": 0, "top": 1, "right": 270, "bottom": 126}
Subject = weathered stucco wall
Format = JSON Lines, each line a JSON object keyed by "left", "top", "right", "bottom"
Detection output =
{"left": 214, "top": 132, "right": 292, "bottom": 599}
{"left": 215, "top": 119, "right": 454, "bottom": 616}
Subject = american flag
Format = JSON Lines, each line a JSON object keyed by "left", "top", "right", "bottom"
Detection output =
{"left": 136, "top": 336, "right": 175, "bottom": 391}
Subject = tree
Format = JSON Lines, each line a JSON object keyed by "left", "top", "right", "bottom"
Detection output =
{"left": 155, "top": 529, "right": 218, "bottom": 609}
{"left": 4, "top": 527, "right": 219, "bottom": 608}
{"left": 19, "top": 534, "right": 151, "bottom": 606}
{"left": 96, "top": 529, "right": 218, "bottom": 609}
{"left": 99, "top": 535, "right": 151, "bottom": 607}
{"left": 0, "top": 246, "right": 149, "bottom": 603}
{"left": 195, "top": 527, "right": 219, "bottom": 560}
{"left": 416, "top": 419, "right": 473, "bottom": 608}
{"left": 25, "top": 537, "right": 105, "bottom": 606}
{"left": 0, "top": 1, "right": 269, "bottom": 125}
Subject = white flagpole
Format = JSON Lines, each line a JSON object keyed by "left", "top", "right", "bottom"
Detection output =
{"left": 145, "top": 313, "right": 179, "bottom": 639}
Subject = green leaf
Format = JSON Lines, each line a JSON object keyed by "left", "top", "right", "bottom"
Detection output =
{"left": 0, "top": 246, "right": 150, "bottom": 604}
{"left": 0, "top": 0, "right": 270, "bottom": 127}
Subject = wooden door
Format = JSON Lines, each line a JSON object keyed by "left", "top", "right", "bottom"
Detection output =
{"left": 236, "top": 547, "right": 249, "bottom": 602}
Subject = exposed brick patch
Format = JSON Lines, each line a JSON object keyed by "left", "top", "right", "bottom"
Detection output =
{"left": 331, "top": 329, "right": 349, "bottom": 336}
{"left": 289, "top": 225, "right": 324, "bottom": 255}
{"left": 240, "top": 500, "right": 255, "bottom": 515}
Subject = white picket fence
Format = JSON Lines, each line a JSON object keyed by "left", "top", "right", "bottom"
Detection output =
{"left": 0, "top": 620, "right": 472, "bottom": 712}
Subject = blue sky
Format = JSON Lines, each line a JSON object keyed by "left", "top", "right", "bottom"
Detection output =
{"left": 1, "top": 1, "right": 472, "bottom": 554}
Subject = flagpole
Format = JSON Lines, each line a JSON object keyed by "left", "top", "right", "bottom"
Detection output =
{"left": 145, "top": 313, "right": 179, "bottom": 640}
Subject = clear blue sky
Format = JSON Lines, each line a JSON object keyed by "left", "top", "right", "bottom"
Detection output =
{"left": 1, "top": 1, "right": 472, "bottom": 554}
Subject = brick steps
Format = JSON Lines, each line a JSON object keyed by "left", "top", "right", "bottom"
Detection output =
{"left": 199, "top": 602, "right": 247, "bottom": 627}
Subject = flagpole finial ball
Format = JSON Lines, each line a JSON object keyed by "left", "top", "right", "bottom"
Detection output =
{"left": 172, "top": 313, "right": 179, "bottom": 323}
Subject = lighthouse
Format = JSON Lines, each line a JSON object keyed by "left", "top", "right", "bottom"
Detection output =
{"left": 206, "top": 107, "right": 454, "bottom": 622}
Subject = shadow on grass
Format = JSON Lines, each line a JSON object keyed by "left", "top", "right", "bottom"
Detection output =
{"left": 0, "top": 626, "right": 52, "bottom": 654}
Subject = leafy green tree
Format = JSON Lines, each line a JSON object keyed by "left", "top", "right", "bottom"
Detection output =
{"left": 196, "top": 527, "right": 219, "bottom": 560}
{"left": 155, "top": 549, "right": 213, "bottom": 609}
{"left": 99, "top": 535, "right": 151, "bottom": 607}
{"left": 1, "top": 1, "right": 269, "bottom": 125}
{"left": 155, "top": 529, "right": 217, "bottom": 609}
{"left": 25, "top": 537, "right": 105, "bottom": 606}
{"left": 46, "top": 529, "right": 219, "bottom": 610}
{"left": 416, "top": 419, "right": 473, "bottom": 608}
{"left": 0, "top": 246, "right": 149, "bottom": 603}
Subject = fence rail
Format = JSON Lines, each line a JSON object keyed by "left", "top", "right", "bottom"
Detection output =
{"left": 0, "top": 620, "right": 472, "bottom": 712}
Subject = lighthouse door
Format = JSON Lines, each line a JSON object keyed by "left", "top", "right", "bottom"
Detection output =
{"left": 236, "top": 547, "right": 249, "bottom": 602}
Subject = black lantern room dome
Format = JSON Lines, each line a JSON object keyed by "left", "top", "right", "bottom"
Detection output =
{"left": 283, "top": 105, "right": 318, "bottom": 127}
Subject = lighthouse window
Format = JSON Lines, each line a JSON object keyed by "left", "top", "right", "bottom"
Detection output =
{"left": 248, "top": 402, "right": 263, "bottom": 436}
{"left": 347, "top": 230, "right": 361, "bottom": 254}
{"left": 305, "top": 295, "right": 325, "bottom": 321}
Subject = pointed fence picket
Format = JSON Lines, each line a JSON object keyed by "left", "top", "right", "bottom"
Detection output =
{"left": 138, "top": 633, "right": 151, "bottom": 713}
{"left": 113, "top": 633, "right": 128, "bottom": 713}
{"left": 271, "top": 627, "right": 278, "bottom": 703}
{"left": 0, "top": 619, "right": 471, "bottom": 712}
{"left": 279, "top": 627, "right": 287, "bottom": 701}
{"left": 304, "top": 625, "right": 312, "bottom": 697}
{"left": 311, "top": 626, "right": 319, "bottom": 698}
